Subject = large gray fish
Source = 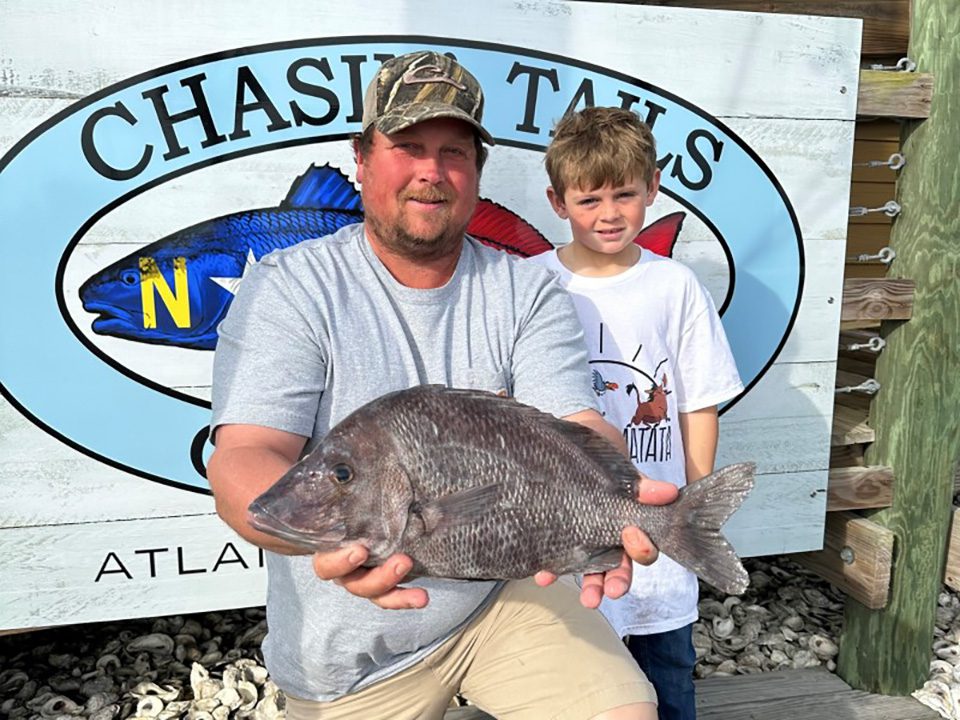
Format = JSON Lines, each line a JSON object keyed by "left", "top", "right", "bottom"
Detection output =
{"left": 248, "top": 385, "right": 756, "bottom": 594}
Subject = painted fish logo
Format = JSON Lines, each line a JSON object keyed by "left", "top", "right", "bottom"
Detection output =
{"left": 0, "top": 39, "right": 802, "bottom": 492}
{"left": 79, "top": 165, "right": 685, "bottom": 350}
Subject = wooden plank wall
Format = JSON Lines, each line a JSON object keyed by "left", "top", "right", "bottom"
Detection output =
{"left": 846, "top": 121, "right": 902, "bottom": 281}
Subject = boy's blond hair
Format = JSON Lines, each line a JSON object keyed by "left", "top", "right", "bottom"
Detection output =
{"left": 545, "top": 107, "right": 657, "bottom": 197}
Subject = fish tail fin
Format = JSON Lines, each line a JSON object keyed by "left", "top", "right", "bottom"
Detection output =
{"left": 645, "top": 462, "right": 755, "bottom": 595}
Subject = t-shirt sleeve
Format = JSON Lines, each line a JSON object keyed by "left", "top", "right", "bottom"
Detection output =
{"left": 210, "top": 254, "right": 327, "bottom": 441}
{"left": 673, "top": 279, "right": 744, "bottom": 413}
{"left": 510, "top": 268, "right": 600, "bottom": 418}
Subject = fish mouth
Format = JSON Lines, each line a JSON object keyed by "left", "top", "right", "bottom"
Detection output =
{"left": 247, "top": 499, "right": 346, "bottom": 552}
{"left": 82, "top": 300, "right": 138, "bottom": 331}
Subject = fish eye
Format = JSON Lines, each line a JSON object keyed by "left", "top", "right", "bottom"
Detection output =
{"left": 120, "top": 271, "right": 138, "bottom": 286}
{"left": 331, "top": 464, "right": 353, "bottom": 484}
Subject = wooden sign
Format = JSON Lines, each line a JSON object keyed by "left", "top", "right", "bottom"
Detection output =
{"left": 0, "top": 0, "right": 862, "bottom": 629}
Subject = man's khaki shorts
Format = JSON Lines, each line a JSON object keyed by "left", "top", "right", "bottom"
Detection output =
{"left": 285, "top": 577, "right": 657, "bottom": 720}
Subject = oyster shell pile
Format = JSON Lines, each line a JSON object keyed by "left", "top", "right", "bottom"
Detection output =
{"left": 0, "top": 609, "right": 279, "bottom": 720}
{"left": 911, "top": 589, "right": 960, "bottom": 719}
{"left": 693, "top": 557, "right": 844, "bottom": 678}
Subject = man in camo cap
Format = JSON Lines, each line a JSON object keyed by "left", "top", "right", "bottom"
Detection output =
{"left": 362, "top": 50, "right": 495, "bottom": 145}
{"left": 209, "top": 49, "right": 671, "bottom": 720}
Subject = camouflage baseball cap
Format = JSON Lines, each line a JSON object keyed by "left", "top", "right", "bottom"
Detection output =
{"left": 362, "top": 51, "right": 495, "bottom": 145}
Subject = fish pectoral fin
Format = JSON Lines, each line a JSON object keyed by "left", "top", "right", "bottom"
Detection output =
{"left": 417, "top": 484, "right": 501, "bottom": 535}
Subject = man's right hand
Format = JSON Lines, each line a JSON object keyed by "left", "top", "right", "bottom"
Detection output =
{"left": 312, "top": 545, "right": 429, "bottom": 610}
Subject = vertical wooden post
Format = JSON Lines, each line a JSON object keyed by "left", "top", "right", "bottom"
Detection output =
{"left": 838, "top": 0, "right": 960, "bottom": 695}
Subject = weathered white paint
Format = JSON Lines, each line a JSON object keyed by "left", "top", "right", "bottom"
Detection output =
{"left": 0, "top": 0, "right": 860, "bottom": 628}
{"left": 0, "top": 1, "right": 861, "bottom": 119}
{"left": 0, "top": 515, "right": 266, "bottom": 629}
{"left": 722, "top": 470, "right": 828, "bottom": 557}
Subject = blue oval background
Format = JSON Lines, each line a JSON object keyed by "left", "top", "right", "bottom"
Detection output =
{"left": 0, "top": 36, "right": 803, "bottom": 492}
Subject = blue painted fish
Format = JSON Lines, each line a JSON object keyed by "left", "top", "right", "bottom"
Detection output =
{"left": 79, "top": 165, "right": 683, "bottom": 350}
{"left": 80, "top": 165, "right": 364, "bottom": 350}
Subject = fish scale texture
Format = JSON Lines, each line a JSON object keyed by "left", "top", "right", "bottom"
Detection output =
{"left": 164, "top": 209, "right": 363, "bottom": 256}
{"left": 376, "top": 387, "right": 657, "bottom": 578}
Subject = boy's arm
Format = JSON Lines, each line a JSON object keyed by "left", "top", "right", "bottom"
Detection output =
{"left": 679, "top": 405, "right": 719, "bottom": 483}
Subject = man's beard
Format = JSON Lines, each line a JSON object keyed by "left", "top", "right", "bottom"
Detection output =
{"left": 366, "top": 188, "right": 474, "bottom": 261}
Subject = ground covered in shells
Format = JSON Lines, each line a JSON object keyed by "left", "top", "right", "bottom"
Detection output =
{"left": 1, "top": 557, "right": 956, "bottom": 719}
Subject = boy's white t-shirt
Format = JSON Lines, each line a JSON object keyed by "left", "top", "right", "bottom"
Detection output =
{"left": 527, "top": 248, "right": 743, "bottom": 636}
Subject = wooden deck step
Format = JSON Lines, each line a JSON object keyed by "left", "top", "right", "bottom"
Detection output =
{"left": 695, "top": 668, "right": 938, "bottom": 719}
{"left": 443, "top": 668, "right": 938, "bottom": 719}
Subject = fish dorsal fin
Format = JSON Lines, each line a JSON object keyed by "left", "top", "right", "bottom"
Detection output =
{"left": 405, "top": 386, "right": 640, "bottom": 499}
{"left": 634, "top": 211, "right": 685, "bottom": 257}
{"left": 546, "top": 418, "right": 641, "bottom": 499}
{"left": 281, "top": 164, "right": 363, "bottom": 211}
{"left": 466, "top": 198, "right": 554, "bottom": 257}
{"left": 416, "top": 484, "right": 502, "bottom": 534}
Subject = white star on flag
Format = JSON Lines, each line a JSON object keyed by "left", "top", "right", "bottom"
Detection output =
{"left": 211, "top": 249, "right": 257, "bottom": 295}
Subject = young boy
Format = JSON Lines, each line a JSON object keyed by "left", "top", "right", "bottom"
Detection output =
{"left": 528, "top": 106, "right": 743, "bottom": 720}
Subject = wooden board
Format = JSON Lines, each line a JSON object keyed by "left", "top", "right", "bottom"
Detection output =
{"left": 694, "top": 668, "right": 939, "bottom": 720}
{"left": 446, "top": 667, "right": 940, "bottom": 720}
{"left": 845, "top": 226, "right": 896, "bottom": 263}
{"left": 851, "top": 138, "right": 903, "bottom": 184}
{"left": 831, "top": 443, "right": 867, "bottom": 468}
{"left": 0, "top": 0, "right": 859, "bottom": 628}
{"left": 841, "top": 1, "right": 960, "bottom": 690}
{"left": 0, "top": 2, "right": 861, "bottom": 119}
{"left": 0, "top": 514, "right": 266, "bottom": 629}
{"left": 827, "top": 466, "right": 894, "bottom": 511}
{"left": 720, "top": 470, "right": 828, "bottom": 557}
{"left": 831, "top": 405, "right": 875, "bottom": 446}
{"left": 837, "top": 355, "right": 878, "bottom": 378}
{"left": 845, "top": 117, "right": 900, "bottom": 283}
{"left": 790, "top": 512, "right": 894, "bottom": 609}
{"left": 855, "top": 119, "right": 905, "bottom": 142}
{"left": 857, "top": 70, "right": 934, "bottom": 119}
{"left": 841, "top": 278, "right": 915, "bottom": 321}
{"left": 848, "top": 182, "right": 901, "bottom": 224}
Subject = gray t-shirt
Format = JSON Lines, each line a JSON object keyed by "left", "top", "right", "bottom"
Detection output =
{"left": 211, "top": 223, "right": 598, "bottom": 701}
